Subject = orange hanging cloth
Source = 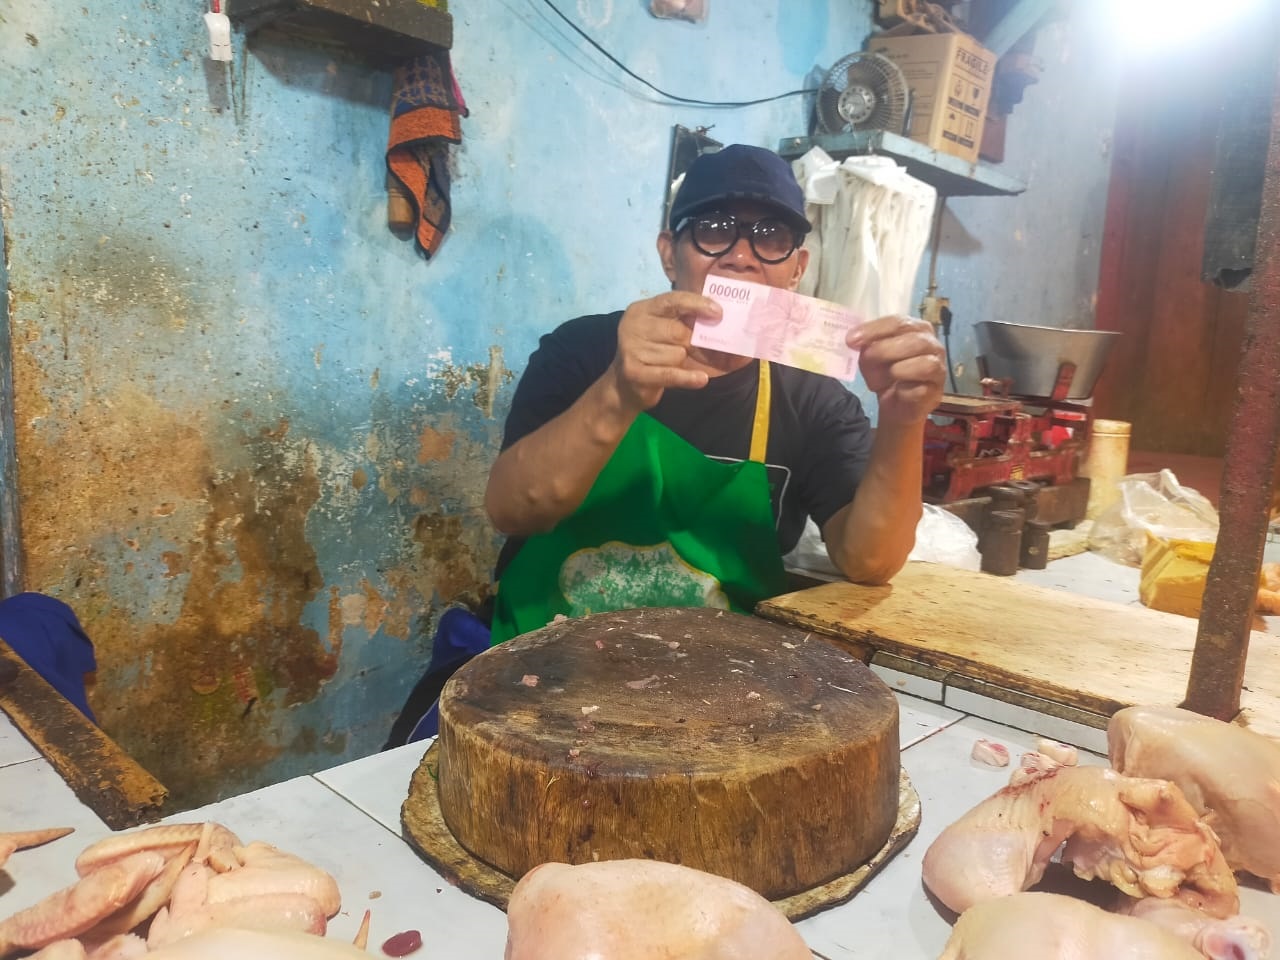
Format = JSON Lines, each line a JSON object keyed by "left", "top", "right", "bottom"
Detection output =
{"left": 387, "top": 48, "right": 468, "bottom": 258}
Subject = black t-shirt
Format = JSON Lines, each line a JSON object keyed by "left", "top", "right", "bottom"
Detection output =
{"left": 495, "top": 311, "right": 873, "bottom": 577}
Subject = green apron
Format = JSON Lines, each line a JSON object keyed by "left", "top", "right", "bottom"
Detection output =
{"left": 491, "top": 360, "right": 788, "bottom": 644}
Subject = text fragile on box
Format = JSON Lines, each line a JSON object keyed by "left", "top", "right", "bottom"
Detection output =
{"left": 869, "top": 32, "right": 995, "bottom": 164}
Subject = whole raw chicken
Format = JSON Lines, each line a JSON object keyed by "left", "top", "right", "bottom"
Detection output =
{"left": 504, "top": 859, "right": 811, "bottom": 960}
{"left": 939, "top": 892, "right": 1205, "bottom": 960}
{"left": 1109, "top": 705, "right": 1280, "bottom": 889}
{"left": 921, "top": 764, "right": 1238, "bottom": 917}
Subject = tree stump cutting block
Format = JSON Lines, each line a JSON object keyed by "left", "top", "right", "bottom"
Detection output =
{"left": 432, "top": 607, "right": 900, "bottom": 900}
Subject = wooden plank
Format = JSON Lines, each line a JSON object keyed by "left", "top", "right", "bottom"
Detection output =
{"left": 754, "top": 562, "right": 1280, "bottom": 735}
{"left": 0, "top": 640, "right": 167, "bottom": 829}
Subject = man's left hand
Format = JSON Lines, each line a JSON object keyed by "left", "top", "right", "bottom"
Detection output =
{"left": 849, "top": 316, "right": 946, "bottom": 425}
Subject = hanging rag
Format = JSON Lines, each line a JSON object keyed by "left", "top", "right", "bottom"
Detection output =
{"left": 387, "top": 47, "right": 468, "bottom": 259}
{"left": 792, "top": 146, "right": 936, "bottom": 322}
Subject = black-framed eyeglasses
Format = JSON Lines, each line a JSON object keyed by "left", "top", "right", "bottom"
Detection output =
{"left": 675, "top": 213, "right": 800, "bottom": 264}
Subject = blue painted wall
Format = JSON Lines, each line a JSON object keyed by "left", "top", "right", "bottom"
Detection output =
{"left": 0, "top": 0, "right": 1118, "bottom": 807}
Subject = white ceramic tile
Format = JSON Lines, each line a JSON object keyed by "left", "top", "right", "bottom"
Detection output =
{"left": 0, "top": 710, "right": 40, "bottom": 767}
{"left": 797, "top": 714, "right": 1106, "bottom": 960}
{"left": 1015, "top": 551, "right": 1142, "bottom": 607}
{"left": 314, "top": 740, "right": 433, "bottom": 834}
{"left": 153, "top": 775, "right": 510, "bottom": 957}
{"left": 895, "top": 693, "right": 963, "bottom": 749}
{"left": 873, "top": 663, "right": 944, "bottom": 702}
{"left": 942, "top": 686, "right": 1109, "bottom": 755}
{"left": 0, "top": 757, "right": 110, "bottom": 911}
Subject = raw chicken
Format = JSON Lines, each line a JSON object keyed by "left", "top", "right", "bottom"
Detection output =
{"left": 75, "top": 824, "right": 239, "bottom": 877}
{"left": 1116, "top": 896, "right": 1272, "bottom": 960}
{"left": 0, "top": 828, "right": 74, "bottom": 868}
{"left": 1008, "top": 750, "right": 1061, "bottom": 787}
{"left": 921, "top": 764, "right": 1238, "bottom": 917}
{"left": 504, "top": 859, "right": 811, "bottom": 960}
{"left": 0, "top": 852, "right": 167, "bottom": 956}
{"left": 147, "top": 845, "right": 335, "bottom": 947}
{"left": 939, "top": 892, "right": 1205, "bottom": 960}
{"left": 1109, "top": 705, "right": 1280, "bottom": 889}
{"left": 144, "top": 928, "right": 369, "bottom": 959}
{"left": 970, "top": 739, "right": 1009, "bottom": 767}
{"left": 25, "top": 943, "right": 87, "bottom": 960}
{"left": 208, "top": 843, "right": 340, "bottom": 916}
{"left": 1036, "top": 738, "right": 1079, "bottom": 766}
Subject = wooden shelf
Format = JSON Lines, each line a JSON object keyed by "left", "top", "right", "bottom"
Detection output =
{"left": 778, "top": 130, "right": 1026, "bottom": 198}
{"left": 227, "top": 0, "right": 452, "bottom": 65}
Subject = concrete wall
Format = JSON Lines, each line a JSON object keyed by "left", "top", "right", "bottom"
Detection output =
{"left": 0, "top": 0, "right": 1118, "bottom": 807}
{"left": 926, "top": 5, "right": 1123, "bottom": 397}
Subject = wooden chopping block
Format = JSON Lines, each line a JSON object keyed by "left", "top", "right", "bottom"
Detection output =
{"left": 434, "top": 607, "right": 900, "bottom": 900}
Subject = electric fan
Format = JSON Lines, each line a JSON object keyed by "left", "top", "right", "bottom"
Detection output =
{"left": 813, "top": 52, "right": 911, "bottom": 136}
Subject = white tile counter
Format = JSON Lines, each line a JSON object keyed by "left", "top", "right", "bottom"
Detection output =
{"left": 4, "top": 689, "right": 1280, "bottom": 960}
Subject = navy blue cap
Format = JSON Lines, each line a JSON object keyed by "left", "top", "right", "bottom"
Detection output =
{"left": 668, "top": 144, "right": 811, "bottom": 235}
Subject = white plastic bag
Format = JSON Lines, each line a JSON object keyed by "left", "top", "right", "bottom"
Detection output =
{"left": 784, "top": 505, "right": 980, "bottom": 579}
{"left": 783, "top": 519, "right": 842, "bottom": 579}
{"left": 908, "top": 504, "right": 981, "bottom": 571}
{"left": 1088, "top": 469, "right": 1219, "bottom": 567}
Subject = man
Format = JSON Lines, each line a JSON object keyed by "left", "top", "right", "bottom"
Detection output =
{"left": 385, "top": 143, "right": 945, "bottom": 745}
{"left": 485, "top": 143, "right": 945, "bottom": 643}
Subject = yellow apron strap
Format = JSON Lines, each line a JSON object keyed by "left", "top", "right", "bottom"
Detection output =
{"left": 749, "top": 360, "right": 771, "bottom": 464}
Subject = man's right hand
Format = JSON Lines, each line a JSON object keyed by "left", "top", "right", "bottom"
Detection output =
{"left": 608, "top": 291, "right": 722, "bottom": 413}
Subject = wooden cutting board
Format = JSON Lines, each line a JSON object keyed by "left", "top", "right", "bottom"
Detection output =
{"left": 755, "top": 562, "right": 1280, "bottom": 737}
{"left": 430, "top": 607, "right": 901, "bottom": 900}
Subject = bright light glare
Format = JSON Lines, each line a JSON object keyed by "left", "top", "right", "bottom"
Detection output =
{"left": 1111, "top": 0, "right": 1268, "bottom": 54}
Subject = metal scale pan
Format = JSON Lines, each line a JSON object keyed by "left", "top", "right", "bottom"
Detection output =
{"left": 975, "top": 321, "right": 1121, "bottom": 400}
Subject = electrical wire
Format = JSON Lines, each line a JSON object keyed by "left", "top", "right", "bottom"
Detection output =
{"left": 537, "top": 0, "right": 817, "bottom": 107}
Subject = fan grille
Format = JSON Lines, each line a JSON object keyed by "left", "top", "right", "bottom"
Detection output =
{"left": 815, "top": 52, "right": 910, "bottom": 136}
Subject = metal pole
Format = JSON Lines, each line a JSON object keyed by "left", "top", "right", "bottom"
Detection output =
{"left": 1183, "top": 35, "right": 1280, "bottom": 720}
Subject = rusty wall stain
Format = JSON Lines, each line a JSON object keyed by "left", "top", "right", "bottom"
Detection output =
{"left": 122, "top": 433, "right": 335, "bottom": 807}
{"left": 8, "top": 241, "right": 504, "bottom": 807}
{"left": 413, "top": 511, "right": 489, "bottom": 604}
{"left": 436, "top": 350, "right": 513, "bottom": 418}
{"left": 12, "top": 329, "right": 350, "bottom": 805}
{"left": 417, "top": 426, "right": 455, "bottom": 464}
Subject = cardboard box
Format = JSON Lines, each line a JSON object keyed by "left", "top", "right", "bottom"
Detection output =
{"left": 868, "top": 32, "right": 996, "bottom": 164}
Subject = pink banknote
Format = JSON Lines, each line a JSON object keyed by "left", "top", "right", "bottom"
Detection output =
{"left": 693, "top": 277, "right": 863, "bottom": 380}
